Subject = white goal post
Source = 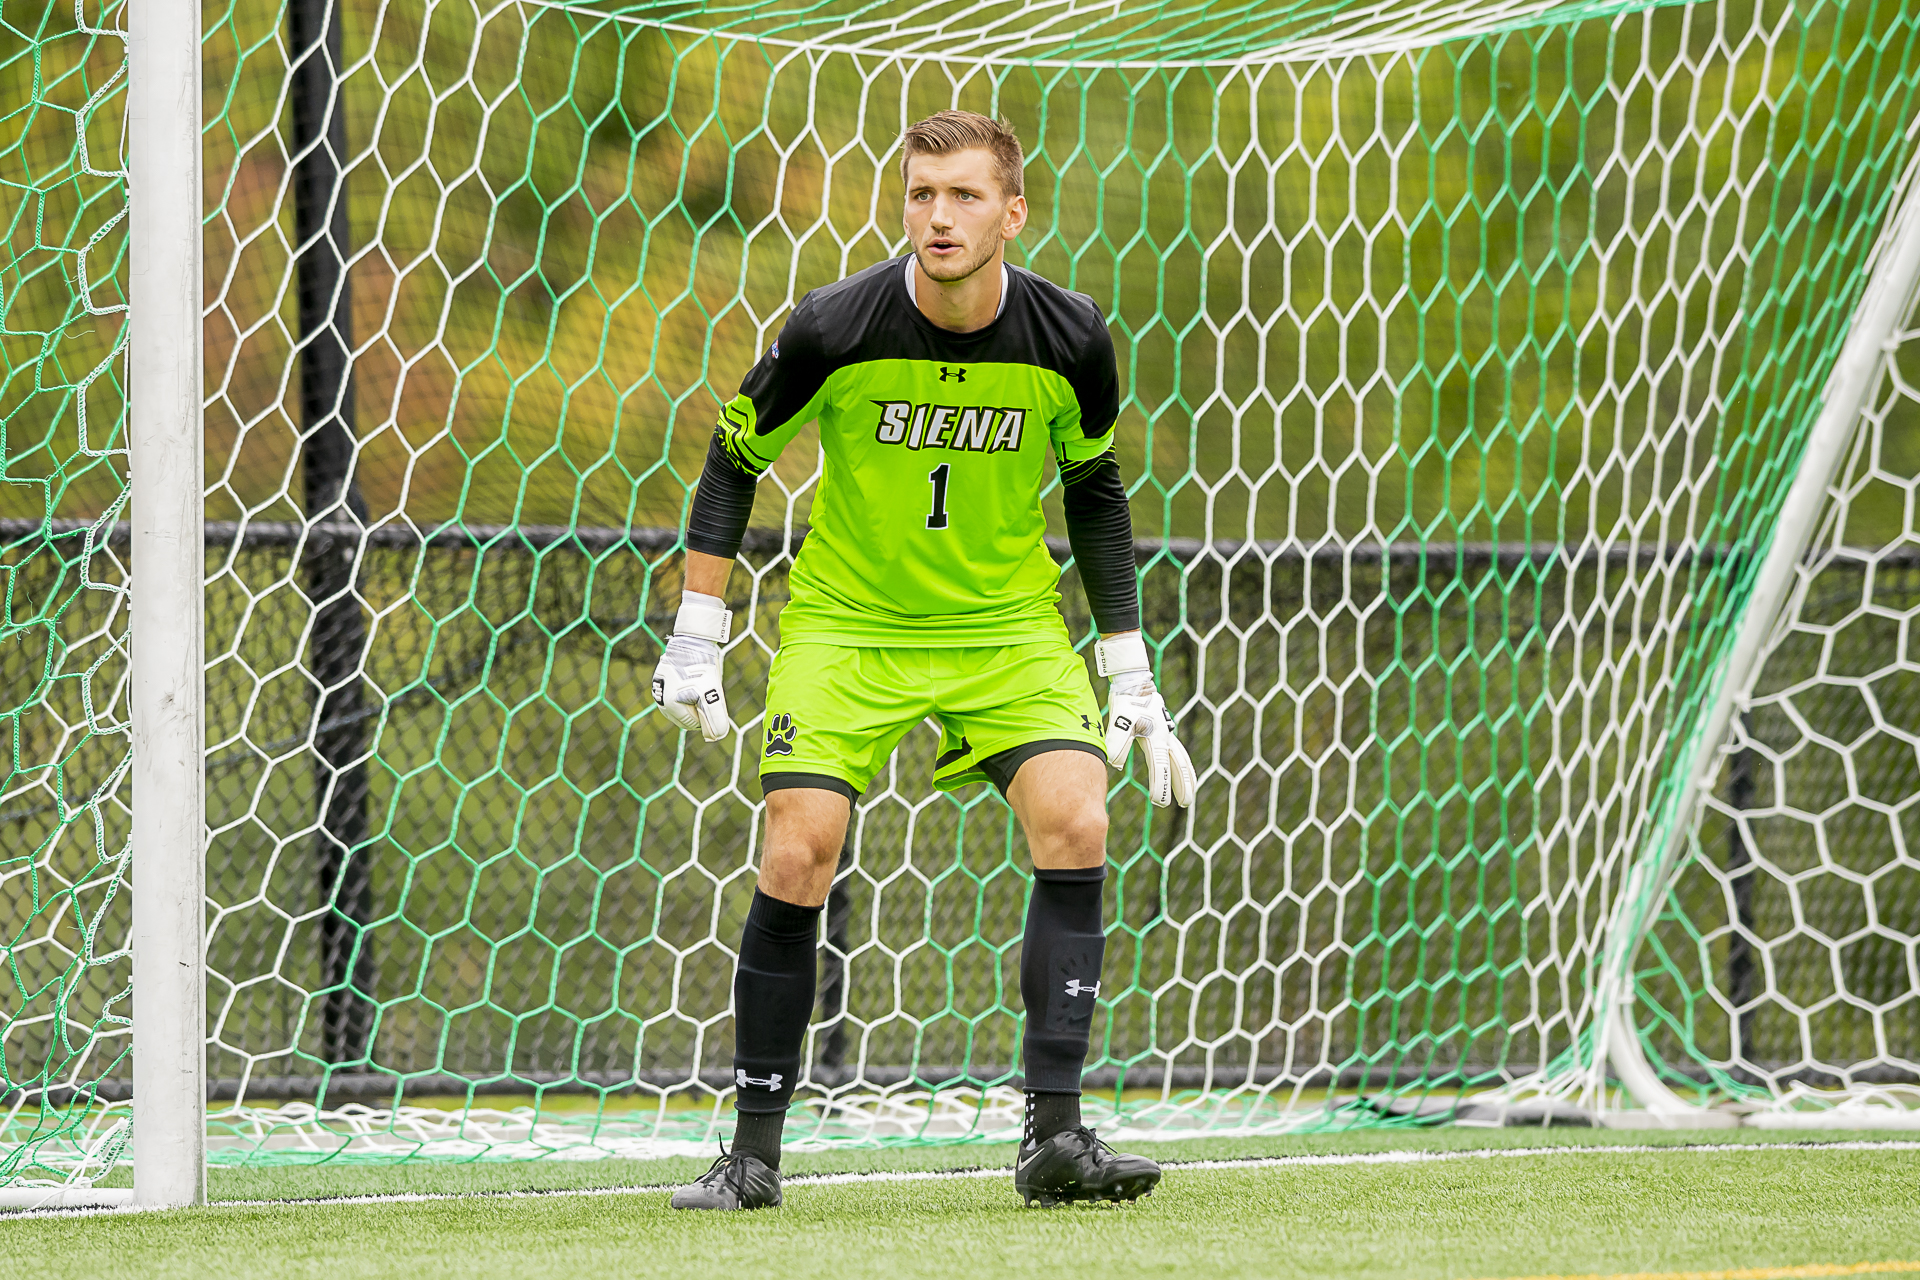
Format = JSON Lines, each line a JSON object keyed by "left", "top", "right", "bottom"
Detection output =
{"left": 0, "top": 0, "right": 210, "bottom": 1212}
{"left": 126, "top": 0, "right": 207, "bottom": 1209}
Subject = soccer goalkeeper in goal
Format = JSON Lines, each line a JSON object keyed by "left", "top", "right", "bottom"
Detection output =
{"left": 652, "top": 109, "right": 1197, "bottom": 1210}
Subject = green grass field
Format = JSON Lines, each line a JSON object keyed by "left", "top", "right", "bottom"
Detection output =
{"left": 3, "top": 1129, "right": 1916, "bottom": 1280}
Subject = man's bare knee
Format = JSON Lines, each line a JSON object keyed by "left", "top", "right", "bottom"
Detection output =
{"left": 1031, "top": 803, "right": 1108, "bottom": 866}
{"left": 1008, "top": 751, "right": 1110, "bottom": 870}
{"left": 760, "top": 787, "right": 850, "bottom": 906}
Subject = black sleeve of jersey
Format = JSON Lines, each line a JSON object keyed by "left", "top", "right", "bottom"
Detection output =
{"left": 684, "top": 430, "right": 758, "bottom": 559}
{"left": 737, "top": 300, "right": 831, "bottom": 438}
{"left": 1069, "top": 309, "right": 1121, "bottom": 438}
{"left": 685, "top": 297, "right": 836, "bottom": 558}
{"left": 1061, "top": 448, "right": 1140, "bottom": 634}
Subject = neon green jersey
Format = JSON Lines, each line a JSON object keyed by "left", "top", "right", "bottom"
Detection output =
{"left": 701, "top": 256, "right": 1120, "bottom": 647}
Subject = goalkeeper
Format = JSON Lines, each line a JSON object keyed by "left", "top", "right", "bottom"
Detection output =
{"left": 654, "top": 110, "right": 1197, "bottom": 1211}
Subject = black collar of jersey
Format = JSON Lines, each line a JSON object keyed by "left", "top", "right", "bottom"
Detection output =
{"left": 795, "top": 254, "right": 1110, "bottom": 379}
{"left": 897, "top": 254, "right": 1017, "bottom": 346}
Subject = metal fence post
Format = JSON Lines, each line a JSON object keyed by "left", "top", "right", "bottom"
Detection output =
{"left": 290, "top": 0, "right": 375, "bottom": 1072}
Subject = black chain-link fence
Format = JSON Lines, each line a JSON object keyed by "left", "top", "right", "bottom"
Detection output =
{"left": 13, "top": 517, "right": 1910, "bottom": 1107}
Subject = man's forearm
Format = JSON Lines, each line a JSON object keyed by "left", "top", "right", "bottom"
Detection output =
{"left": 684, "top": 425, "right": 760, "bottom": 602}
{"left": 685, "top": 549, "right": 733, "bottom": 599}
{"left": 1060, "top": 448, "right": 1141, "bottom": 635}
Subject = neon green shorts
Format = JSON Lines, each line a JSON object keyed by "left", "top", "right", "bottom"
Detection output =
{"left": 758, "top": 640, "right": 1106, "bottom": 798}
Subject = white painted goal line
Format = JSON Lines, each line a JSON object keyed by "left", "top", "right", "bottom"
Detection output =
{"left": 6, "top": 1138, "right": 1917, "bottom": 1220}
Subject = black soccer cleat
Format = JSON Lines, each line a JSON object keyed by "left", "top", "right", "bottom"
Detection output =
{"left": 1013, "top": 1126, "right": 1161, "bottom": 1206}
{"left": 669, "top": 1145, "right": 783, "bottom": 1210}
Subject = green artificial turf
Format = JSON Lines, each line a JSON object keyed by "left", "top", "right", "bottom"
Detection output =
{"left": 186, "top": 1125, "right": 1915, "bottom": 1202}
{"left": 3, "top": 1132, "right": 1917, "bottom": 1279}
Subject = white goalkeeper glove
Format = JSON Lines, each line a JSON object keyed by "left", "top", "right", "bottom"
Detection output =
{"left": 1096, "top": 631, "right": 1197, "bottom": 808}
{"left": 651, "top": 590, "right": 733, "bottom": 742}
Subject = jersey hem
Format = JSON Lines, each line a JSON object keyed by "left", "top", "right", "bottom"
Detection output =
{"left": 774, "top": 618, "right": 1074, "bottom": 648}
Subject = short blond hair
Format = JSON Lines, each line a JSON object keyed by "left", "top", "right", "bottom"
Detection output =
{"left": 898, "top": 110, "right": 1025, "bottom": 198}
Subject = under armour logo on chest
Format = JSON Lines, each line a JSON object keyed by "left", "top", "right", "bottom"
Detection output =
{"left": 938, "top": 366, "right": 966, "bottom": 382}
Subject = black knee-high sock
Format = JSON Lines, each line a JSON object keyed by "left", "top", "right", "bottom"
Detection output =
{"left": 1020, "top": 865, "right": 1107, "bottom": 1143}
{"left": 731, "top": 888, "right": 821, "bottom": 1169}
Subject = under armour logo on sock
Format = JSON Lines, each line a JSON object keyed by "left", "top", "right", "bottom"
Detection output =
{"left": 1064, "top": 979, "right": 1100, "bottom": 998}
{"left": 736, "top": 1069, "right": 784, "bottom": 1090}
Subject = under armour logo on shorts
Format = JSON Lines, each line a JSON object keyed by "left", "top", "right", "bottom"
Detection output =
{"left": 1064, "top": 979, "right": 1100, "bottom": 998}
{"left": 736, "top": 1069, "right": 784, "bottom": 1090}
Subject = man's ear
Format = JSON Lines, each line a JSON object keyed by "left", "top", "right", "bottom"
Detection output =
{"left": 1003, "top": 194, "right": 1029, "bottom": 239}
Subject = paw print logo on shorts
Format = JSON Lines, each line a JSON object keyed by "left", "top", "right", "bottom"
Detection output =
{"left": 764, "top": 712, "right": 797, "bottom": 757}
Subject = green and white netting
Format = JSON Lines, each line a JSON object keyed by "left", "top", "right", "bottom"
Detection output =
{"left": 4, "top": 0, "right": 1920, "bottom": 1182}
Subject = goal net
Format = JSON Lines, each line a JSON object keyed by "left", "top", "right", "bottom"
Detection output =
{"left": 5, "top": 0, "right": 1920, "bottom": 1183}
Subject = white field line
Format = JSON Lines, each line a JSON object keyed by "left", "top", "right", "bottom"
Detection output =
{"left": 5, "top": 1138, "right": 1918, "bottom": 1220}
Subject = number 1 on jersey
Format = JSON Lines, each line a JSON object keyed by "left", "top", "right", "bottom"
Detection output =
{"left": 926, "top": 463, "right": 950, "bottom": 530}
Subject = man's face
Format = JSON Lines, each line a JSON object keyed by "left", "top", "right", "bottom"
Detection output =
{"left": 902, "top": 147, "right": 1028, "bottom": 284}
